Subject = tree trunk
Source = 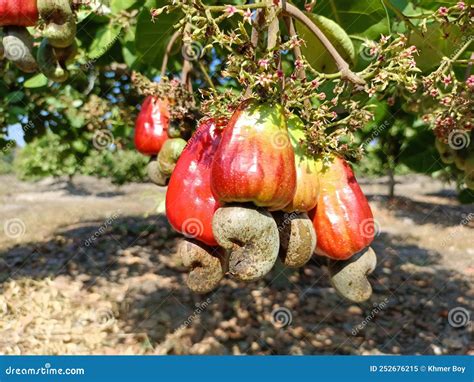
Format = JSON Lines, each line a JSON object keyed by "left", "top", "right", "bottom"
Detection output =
{"left": 387, "top": 168, "right": 395, "bottom": 199}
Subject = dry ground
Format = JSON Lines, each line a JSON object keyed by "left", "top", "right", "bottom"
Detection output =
{"left": 0, "top": 174, "right": 472, "bottom": 355}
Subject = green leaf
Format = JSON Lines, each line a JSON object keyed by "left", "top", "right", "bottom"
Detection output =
{"left": 6, "top": 91, "right": 25, "bottom": 104}
{"left": 122, "top": 43, "right": 137, "bottom": 67}
{"left": 135, "top": 4, "right": 181, "bottom": 68}
{"left": 23, "top": 74, "right": 49, "bottom": 88}
{"left": 297, "top": 13, "right": 355, "bottom": 73}
{"left": 409, "top": 23, "right": 463, "bottom": 72}
{"left": 310, "top": 0, "right": 387, "bottom": 35}
{"left": 111, "top": 0, "right": 137, "bottom": 12}
{"left": 88, "top": 23, "right": 123, "bottom": 60}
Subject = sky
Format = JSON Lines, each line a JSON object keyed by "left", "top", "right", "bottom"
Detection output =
{"left": 7, "top": 124, "right": 26, "bottom": 147}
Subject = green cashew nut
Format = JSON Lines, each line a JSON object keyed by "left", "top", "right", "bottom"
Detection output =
{"left": 2, "top": 27, "right": 38, "bottom": 73}
{"left": 38, "top": 0, "right": 76, "bottom": 48}
{"left": 147, "top": 159, "right": 169, "bottom": 186}
{"left": 55, "top": 40, "right": 77, "bottom": 65}
{"left": 37, "top": 38, "right": 68, "bottom": 82}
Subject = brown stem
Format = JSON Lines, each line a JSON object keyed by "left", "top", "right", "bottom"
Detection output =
{"left": 284, "top": 17, "right": 311, "bottom": 109}
{"left": 205, "top": 1, "right": 364, "bottom": 85}
{"left": 197, "top": 60, "right": 215, "bottom": 89}
{"left": 161, "top": 30, "right": 181, "bottom": 77}
{"left": 465, "top": 52, "right": 474, "bottom": 80}
{"left": 284, "top": 17, "right": 305, "bottom": 79}
{"left": 266, "top": 0, "right": 279, "bottom": 51}
{"left": 282, "top": 2, "right": 365, "bottom": 85}
{"left": 181, "top": 24, "right": 194, "bottom": 94}
{"left": 244, "top": 9, "right": 265, "bottom": 98}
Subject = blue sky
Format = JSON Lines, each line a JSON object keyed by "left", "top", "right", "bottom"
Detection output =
{"left": 7, "top": 124, "right": 26, "bottom": 147}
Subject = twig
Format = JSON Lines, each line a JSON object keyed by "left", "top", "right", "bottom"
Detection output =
{"left": 205, "top": 1, "right": 364, "bottom": 85}
{"left": 284, "top": 17, "right": 311, "bottom": 109}
{"left": 282, "top": 3, "right": 365, "bottom": 85}
{"left": 464, "top": 52, "right": 474, "bottom": 80}
{"left": 197, "top": 60, "right": 215, "bottom": 89}
{"left": 181, "top": 24, "right": 194, "bottom": 95}
{"left": 266, "top": 0, "right": 279, "bottom": 50}
{"left": 244, "top": 9, "right": 266, "bottom": 98}
{"left": 381, "top": 0, "right": 439, "bottom": 53}
{"left": 161, "top": 30, "right": 181, "bottom": 77}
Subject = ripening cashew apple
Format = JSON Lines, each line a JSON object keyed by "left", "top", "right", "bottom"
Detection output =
{"left": 157, "top": 138, "right": 187, "bottom": 176}
{"left": 328, "top": 247, "right": 377, "bottom": 302}
{"left": 2, "top": 26, "right": 37, "bottom": 73}
{"left": 166, "top": 118, "right": 226, "bottom": 247}
{"left": 134, "top": 96, "right": 170, "bottom": 156}
{"left": 283, "top": 114, "right": 320, "bottom": 213}
{"left": 211, "top": 99, "right": 297, "bottom": 211}
{"left": 0, "top": 0, "right": 39, "bottom": 26}
{"left": 309, "top": 156, "right": 375, "bottom": 260}
{"left": 212, "top": 205, "right": 280, "bottom": 281}
{"left": 178, "top": 239, "right": 227, "bottom": 294}
{"left": 273, "top": 211, "right": 316, "bottom": 269}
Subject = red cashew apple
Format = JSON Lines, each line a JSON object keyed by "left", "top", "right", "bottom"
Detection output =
{"left": 134, "top": 96, "right": 170, "bottom": 156}
{"left": 309, "top": 156, "right": 375, "bottom": 260}
{"left": 211, "top": 99, "right": 297, "bottom": 211}
{"left": 0, "top": 0, "right": 38, "bottom": 26}
{"left": 283, "top": 114, "right": 320, "bottom": 212}
{"left": 166, "top": 118, "right": 226, "bottom": 246}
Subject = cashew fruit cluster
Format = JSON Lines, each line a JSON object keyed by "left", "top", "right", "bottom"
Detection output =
{"left": 134, "top": 95, "right": 190, "bottom": 187}
{"left": 0, "top": 0, "right": 77, "bottom": 81}
{"left": 136, "top": 98, "right": 378, "bottom": 301}
{"left": 435, "top": 137, "right": 474, "bottom": 191}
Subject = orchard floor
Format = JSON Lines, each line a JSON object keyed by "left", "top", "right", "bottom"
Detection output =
{"left": 0, "top": 174, "right": 472, "bottom": 355}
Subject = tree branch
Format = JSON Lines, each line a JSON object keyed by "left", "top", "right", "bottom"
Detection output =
{"left": 161, "top": 30, "right": 181, "bottom": 78}
{"left": 281, "top": 3, "right": 365, "bottom": 85}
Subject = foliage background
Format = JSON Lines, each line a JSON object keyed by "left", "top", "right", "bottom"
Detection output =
{"left": 0, "top": 0, "right": 472, "bottom": 196}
